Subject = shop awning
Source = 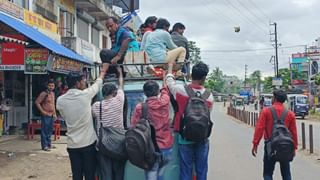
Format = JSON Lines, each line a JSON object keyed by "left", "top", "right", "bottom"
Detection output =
{"left": 0, "top": 35, "right": 29, "bottom": 45}
{"left": 0, "top": 12, "right": 93, "bottom": 65}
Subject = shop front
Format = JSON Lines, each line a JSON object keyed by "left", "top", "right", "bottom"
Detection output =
{"left": 0, "top": 36, "right": 28, "bottom": 133}
{"left": 0, "top": 12, "right": 92, "bottom": 134}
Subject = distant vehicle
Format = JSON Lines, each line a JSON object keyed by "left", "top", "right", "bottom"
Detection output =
{"left": 263, "top": 98, "right": 272, "bottom": 107}
{"left": 286, "top": 94, "right": 309, "bottom": 119}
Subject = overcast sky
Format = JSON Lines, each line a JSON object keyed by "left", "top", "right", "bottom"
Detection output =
{"left": 138, "top": 0, "right": 320, "bottom": 79}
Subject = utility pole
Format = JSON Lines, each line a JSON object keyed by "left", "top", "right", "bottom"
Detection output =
{"left": 244, "top": 64, "right": 248, "bottom": 88}
{"left": 270, "top": 22, "right": 280, "bottom": 77}
{"left": 130, "top": 0, "right": 135, "bottom": 12}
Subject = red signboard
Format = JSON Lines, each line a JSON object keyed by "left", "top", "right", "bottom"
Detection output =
{"left": 0, "top": 42, "right": 25, "bottom": 71}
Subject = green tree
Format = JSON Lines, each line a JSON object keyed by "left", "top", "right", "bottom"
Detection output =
{"left": 263, "top": 76, "right": 273, "bottom": 93}
{"left": 205, "top": 67, "right": 225, "bottom": 93}
{"left": 188, "top": 41, "right": 201, "bottom": 64}
{"left": 248, "top": 70, "right": 262, "bottom": 96}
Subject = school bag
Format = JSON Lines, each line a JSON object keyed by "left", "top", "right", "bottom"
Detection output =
{"left": 180, "top": 85, "right": 213, "bottom": 142}
{"left": 266, "top": 107, "right": 295, "bottom": 162}
{"left": 96, "top": 101, "right": 127, "bottom": 160}
{"left": 125, "top": 103, "right": 160, "bottom": 170}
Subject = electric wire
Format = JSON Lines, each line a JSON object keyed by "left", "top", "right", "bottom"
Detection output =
{"left": 246, "top": 0, "right": 272, "bottom": 21}
{"left": 235, "top": 0, "right": 269, "bottom": 29}
{"left": 202, "top": 45, "right": 306, "bottom": 53}
{"left": 223, "top": 0, "right": 269, "bottom": 35}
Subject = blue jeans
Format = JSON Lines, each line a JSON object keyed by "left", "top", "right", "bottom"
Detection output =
{"left": 145, "top": 148, "right": 173, "bottom": 180}
{"left": 179, "top": 140, "right": 209, "bottom": 180}
{"left": 41, "top": 115, "right": 53, "bottom": 149}
{"left": 263, "top": 144, "right": 292, "bottom": 180}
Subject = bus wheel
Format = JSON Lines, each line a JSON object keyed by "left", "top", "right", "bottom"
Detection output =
{"left": 302, "top": 115, "right": 305, "bottom": 119}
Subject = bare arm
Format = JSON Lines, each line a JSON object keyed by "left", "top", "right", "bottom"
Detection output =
{"left": 35, "top": 92, "right": 48, "bottom": 116}
{"left": 117, "top": 66, "right": 124, "bottom": 89}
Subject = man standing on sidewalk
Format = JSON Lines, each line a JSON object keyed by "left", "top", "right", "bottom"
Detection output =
{"left": 35, "top": 79, "right": 56, "bottom": 151}
{"left": 252, "top": 90, "right": 298, "bottom": 180}
{"left": 56, "top": 64, "right": 108, "bottom": 180}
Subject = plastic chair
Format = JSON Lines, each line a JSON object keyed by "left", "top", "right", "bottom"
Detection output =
{"left": 27, "top": 119, "right": 61, "bottom": 140}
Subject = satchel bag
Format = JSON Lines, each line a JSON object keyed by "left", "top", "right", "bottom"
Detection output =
{"left": 97, "top": 101, "right": 128, "bottom": 160}
{"left": 124, "top": 51, "right": 152, "bottom": 77}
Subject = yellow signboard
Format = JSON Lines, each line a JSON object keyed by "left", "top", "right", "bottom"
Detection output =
{"left": 24, "top": 10, "right": 58, "bottom": 34}
{"left": 60, "top": 0, "right": 75, "bottom": 14}
{"left": 0, "top": 0, "right": 24, "bottom": 20}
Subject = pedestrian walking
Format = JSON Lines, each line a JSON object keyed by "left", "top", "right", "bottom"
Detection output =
{"left": 35, "top": 79, "right": 56, "bottom": 151}
{"left": 165, "top": 62, "right": 214, "bottom": 180}
{"left": 251, "top": 90, "right": 298, "bottom": 180}
{"left": 92, "top": 67, "right": 126, "bottom": 180}
{"left": 56, "top": 64, "right": 108, "bottom": 180}
{"left": 131, "top": 79, "right": 173, "bottom": 180}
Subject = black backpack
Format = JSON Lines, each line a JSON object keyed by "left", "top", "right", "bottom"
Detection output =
{"left": 266, "top": 107, "right": 295, "bottom": 162}
{"left": 125, "top": 103, "right": 160, "bottom": 170}
{"left": 180, "top": 85, "right": 213, "bottom": 142}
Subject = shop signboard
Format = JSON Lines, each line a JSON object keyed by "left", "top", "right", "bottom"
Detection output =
{"left": 0, "top": 42, "right": 24, "bottom": 71}
{"left": 60, "top": 0, "right": 75, "bottom": 14}
{"left": 47, "top": 55, "right": 83, "bottom": 74}
{"left": 24, "top": 10, "right": 58, "bottom": 34}
{"left": 25, "top": 48, "right": 49, "bottom": 74}
{"left": 0, "top": 0, "right": 24, "bottom": 20}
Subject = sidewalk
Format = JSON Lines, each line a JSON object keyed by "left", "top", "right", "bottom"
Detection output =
{"left": 0, "top": 135, "right": 71, "bottom": 180}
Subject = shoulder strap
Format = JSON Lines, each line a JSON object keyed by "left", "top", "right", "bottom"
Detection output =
{"left": 269, "top": 107, "right": 279, "bottom": 123}
{"left": 100, "top": 100, "right": 102, "bottom": 121}
{"left": 201, "top": 89, "right": 211, "bottom": 100}
{"left": 269, "top": 107, "right": 288, "bottom": 124}
{"left": 142, "top": 103, "right": 148, "bottom": 119}
{"left": 279, "top": 109, "right": 289, "bottom": 123}
{"left": 184, "top": 84, "right": 195, "bottom": 97}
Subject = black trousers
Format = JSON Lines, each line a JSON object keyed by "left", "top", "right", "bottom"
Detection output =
{"left": 97, "top": 152, "right": 126, "bottom": 180}
{"left": 67, "top": 143, "right": 97, "bottom": 180}
{"left": 99, "top": 49, "right": 125, "bottom": 75}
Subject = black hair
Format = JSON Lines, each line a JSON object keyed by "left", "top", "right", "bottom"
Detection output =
{"left": 191, "top": 62, "right": 209, "bottom": 80}
{"left": 102, "top": 83, "right": 117, "bottom": 97}
{"left": 143, "top": 80, "right": 160, "bottom": 97}
{"left": 66, "top": 72, "right": 84, "bottom": 88}
{"left": 107, "top": 16, "right": 119, "bottom": 24}
{"left": 155, "top": 18, "right": 170, "bottom": 30}
{"left": 144, "top": 16, "right": 157, "bottom": 27}
{"left": 48, "top": 79, "right": 55, "bottom": 84}
{"left": 273, "top": 90, "right": 287, "bottom": 103}
{"left": 172, "top": 22, "right": 185, "bottom": 32}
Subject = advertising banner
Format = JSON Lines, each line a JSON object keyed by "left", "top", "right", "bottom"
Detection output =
{"left": 47, "top": 55, "right": 83, "bottom": 74}
{"left": 0, "top": 42, "right": 24, "bottom": 71}
{"left": 25, "top": 48, "right": 49, "bottom": 74}
{"left": 24, "top": 10, "right": 58, "bottom": 34}
{"left": 0, "top": 0, "right": 24, "bottom": 20}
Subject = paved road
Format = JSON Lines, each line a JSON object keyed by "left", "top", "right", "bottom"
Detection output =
{"left": 207, "top": 104, "right": 320, "bottom": 180}
{"left": 233, "top": 103, "right": 320, "bottom": 152}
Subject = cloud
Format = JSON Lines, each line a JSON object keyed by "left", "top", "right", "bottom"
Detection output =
{"left": 138, "top": 0, "right": 319, "bottom": 77}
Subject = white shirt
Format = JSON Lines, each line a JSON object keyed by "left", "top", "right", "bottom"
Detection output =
{"left": 56, "top": 78, "right": 102, "bottom": 149}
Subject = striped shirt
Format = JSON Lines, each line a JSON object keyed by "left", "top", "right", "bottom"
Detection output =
{"left": 92, "top": 89, "right": 125, "bottom": 132}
